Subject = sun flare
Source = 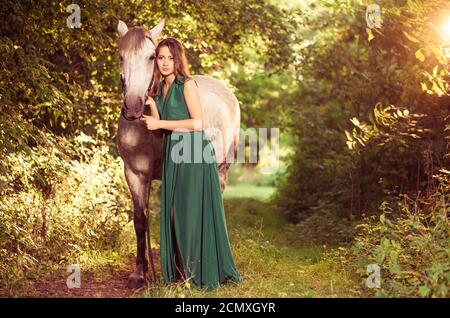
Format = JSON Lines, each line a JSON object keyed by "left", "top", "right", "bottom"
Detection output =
{"left": 441, "top": 18, "right": 450, "bottom": 41}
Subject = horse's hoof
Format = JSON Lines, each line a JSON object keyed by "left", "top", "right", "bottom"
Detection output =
{"left": 127, "top": 275, "right": 146, "bottom": 289}
{"left": 126, "top": 265, "right": 146, "bottom": 289}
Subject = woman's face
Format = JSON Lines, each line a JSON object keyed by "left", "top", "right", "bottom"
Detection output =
{"left": 157, "top": 45, "right": 175, "bottom": 77}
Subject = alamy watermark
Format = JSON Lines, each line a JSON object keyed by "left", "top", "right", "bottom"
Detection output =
{"left": 366, "top": 2, "right": 382, "bottom": 29}
{"left": 66, "top": 264, "right": 81, "bottom": 289}
{"left": 66, "top": 4, "right": 81, "bottom": 28}
{"left": 366, "top": 263, "right": 381, "bottom": 289}
{"left": 167, "top": 120, "right": 280, "bottom": 174}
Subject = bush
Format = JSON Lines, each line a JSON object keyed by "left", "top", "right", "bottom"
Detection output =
{"left": 0, "top": 133, "right": 131, "bottom": 294}
{"left": 290, "top": 205, "right": 357, "bottom": 246}
{"left": 347, "top": 171, "right": 449, "bottom": 297}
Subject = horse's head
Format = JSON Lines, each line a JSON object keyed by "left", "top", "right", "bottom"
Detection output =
{"left": 117, "top": 19, "right": 165, "bottom": 120}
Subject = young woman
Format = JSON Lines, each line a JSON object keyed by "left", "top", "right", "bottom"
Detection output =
{"left": 140, "top": 38, "right": 241, "bottom": 290}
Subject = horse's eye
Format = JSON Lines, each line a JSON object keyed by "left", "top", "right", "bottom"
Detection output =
{"left": 149, "top": 55, "right": 156, "bottom": 61}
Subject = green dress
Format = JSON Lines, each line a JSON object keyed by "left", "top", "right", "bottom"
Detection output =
{"left": 155, "top": 75, "right": 241, "bottom": 290}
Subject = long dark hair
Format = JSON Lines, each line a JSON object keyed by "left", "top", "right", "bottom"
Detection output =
{"left": 149, "top": 37, "right": 191, "bottom": 97}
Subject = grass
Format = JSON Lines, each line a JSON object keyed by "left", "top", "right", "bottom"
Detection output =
{"left": 87, "top": 165, "right": 359, "bottom": 297}
{"left": 222, "top": 184, "right": 276, "bottom": 201}
{"left": 222, "top": 163, "right": 278, "bottom": 201}
{"left": 13, "top": 164, "right": 360, "bottom": 297}
{"left": 136, "top": 191, "right": 359, "bottom": 297}
{"left": 136, "top": 164, "right": 359, "bottom": 297}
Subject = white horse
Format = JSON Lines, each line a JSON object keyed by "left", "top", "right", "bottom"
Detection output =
{"left": 116, "top": 18, "right": 240, "bottom": 288}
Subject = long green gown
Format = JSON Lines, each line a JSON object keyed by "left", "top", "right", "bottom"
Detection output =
{"left": 155, "top": 75, "right": 241, "bottom": 290}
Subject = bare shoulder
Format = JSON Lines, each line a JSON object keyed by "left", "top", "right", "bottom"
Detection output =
{"left": 184, "top": 78, "right": 198, "bottom": 92}
{"left": 183, "top": 77, "right": 202, "bottom": 115}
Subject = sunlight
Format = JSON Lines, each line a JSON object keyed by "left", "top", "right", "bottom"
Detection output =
{"left": 442, "top": 18, "right": 450, "bottom": 41}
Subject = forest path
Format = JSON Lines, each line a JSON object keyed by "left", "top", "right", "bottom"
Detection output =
{"left": 17, "top": 191, "right": 358, "bottom": 298}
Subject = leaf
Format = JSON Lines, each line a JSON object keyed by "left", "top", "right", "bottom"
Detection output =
{"left": 415, "top": 49, "right": 425, "bottom": 62}
{"left": 419, "top": 286, "right": 430, "bottom": 297}
{"left": 433, "top": 66, "right": 438, "bottom": 77}
{"left": 431, "top": 82, "right": 441, "bottom": 94}
{"left": 420, "top": 82, "right": 428, "bottom": 92}
{"left": 366, "top": 28, "right": 374, "bottom": 42}
{"left": 403, "top": 31, "right": 419, "bottom": 43}
{"left": 350, "top": 117, "right": 360, "bottom": 127}
{"left": 390, "top": 262, "right": 401, "bottom": 274}
{"left": 344, "top": 130, "right": 353, "bottom": 141}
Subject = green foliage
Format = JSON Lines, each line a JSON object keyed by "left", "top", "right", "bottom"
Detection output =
{"left": 347, "top": 172, "right": 449, "bottom": 297}
{"left": 343, "top": 103, "right": 431, "bottom": 203}
{"left": 272, "top": 99, "right": 353, "bottom": 222}
{"left": 271, "top": 3, "right": 450, "bottom": 299}
{"left": 0, "top": 134, "right": 130, "bottom": 293}
{"left": 274, "top": 0, "right": 450, "bottom": 223}
{"left": 231, "top": 70, "right": 297, "bottom": 130}
{"left": 0, "top": 0, "right": 296, "bottom": 153}
{"left": 292, "top": 208, "right": 358, "bottom": 246}
{"left": 345, "top": 103, "right": 427, "bottom": 153}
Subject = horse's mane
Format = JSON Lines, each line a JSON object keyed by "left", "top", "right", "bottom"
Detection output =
{"left": 118, "top": 27, "right": 150, "bottom": 54}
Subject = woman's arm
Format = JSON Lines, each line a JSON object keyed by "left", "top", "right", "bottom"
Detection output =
{"left": 141, "top": 80, "right": 203, "bottom": 131}
{"left": 145, "top": 97, "right": 160, "bottom": 120}
{"left": 158, "top": 118, "right": 202, "bottom": 132}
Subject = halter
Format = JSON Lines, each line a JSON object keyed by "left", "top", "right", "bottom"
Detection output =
{"left": 121, "top": 35, "right": 156, "bottom": 121}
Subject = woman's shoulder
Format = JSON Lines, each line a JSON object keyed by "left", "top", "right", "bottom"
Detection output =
{"left": 175, "top": 75, "right": 197, "bottom": 86}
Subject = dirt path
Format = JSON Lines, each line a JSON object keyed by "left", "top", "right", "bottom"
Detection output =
{"left": 21, "top": 250, "right": 161, "bottom": 298}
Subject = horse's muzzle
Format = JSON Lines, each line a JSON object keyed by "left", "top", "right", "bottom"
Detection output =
{"left": 121, "top": 106, "right": 144, "bottom": 121}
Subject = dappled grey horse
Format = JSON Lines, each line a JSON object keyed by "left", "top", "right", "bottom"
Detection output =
{"left": 116, "top": 19, "right": 241, "bottom": 288}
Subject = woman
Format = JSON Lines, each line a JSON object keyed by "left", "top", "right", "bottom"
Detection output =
{"left": 140, "top": 38, "right": 241, "bottom": 290}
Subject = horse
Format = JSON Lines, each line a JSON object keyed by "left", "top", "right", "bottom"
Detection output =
{"left": 116, "top": 18, "right": 241, "bottom": 288}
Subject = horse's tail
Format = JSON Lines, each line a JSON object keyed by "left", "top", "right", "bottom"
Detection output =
{"left": 217, "top": 98, "right": 240, "bottom": 194}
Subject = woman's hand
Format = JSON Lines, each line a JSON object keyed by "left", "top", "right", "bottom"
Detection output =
{"left": 145, "top": 96, "right": 156, "bottom": 108}
{"left": 140, "top": 114, "right": 160, "bottom": 130}
{"left": 145, "top": 96, "right": 160, "bottom": 120}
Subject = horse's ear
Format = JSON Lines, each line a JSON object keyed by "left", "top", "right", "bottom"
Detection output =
{"left": 150, "top": 18, "right": 166, "bottom": 41}
{"left": 118, "top": 20, "right": 128, "bottom": 37}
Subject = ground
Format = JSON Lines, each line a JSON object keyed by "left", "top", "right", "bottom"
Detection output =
{"left": 11, "top": 166, "right": 360, "bottom": 298}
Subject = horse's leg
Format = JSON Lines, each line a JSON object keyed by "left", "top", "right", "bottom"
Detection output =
{"left": 217, "top": 163, "right": 230, "bottom": 194}
{"left": 217, "top": 139, "right": 236, "bottom": 194}
{"left": 144, "top": 195, "right": 157, "bottom": 282}
{"left": 124, "top": 165, "right": 150, "bottom": 288}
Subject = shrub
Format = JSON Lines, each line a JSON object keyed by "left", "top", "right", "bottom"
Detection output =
{"left": 0, "top": 133, "right": 131, "bottom": 294}
{"left": 348, "top": 171, "right": 449, "bottom": 297}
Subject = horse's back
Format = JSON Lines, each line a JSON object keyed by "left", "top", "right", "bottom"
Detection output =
{"left": 191, "top": 75, "right": 240, "bottom": 163}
